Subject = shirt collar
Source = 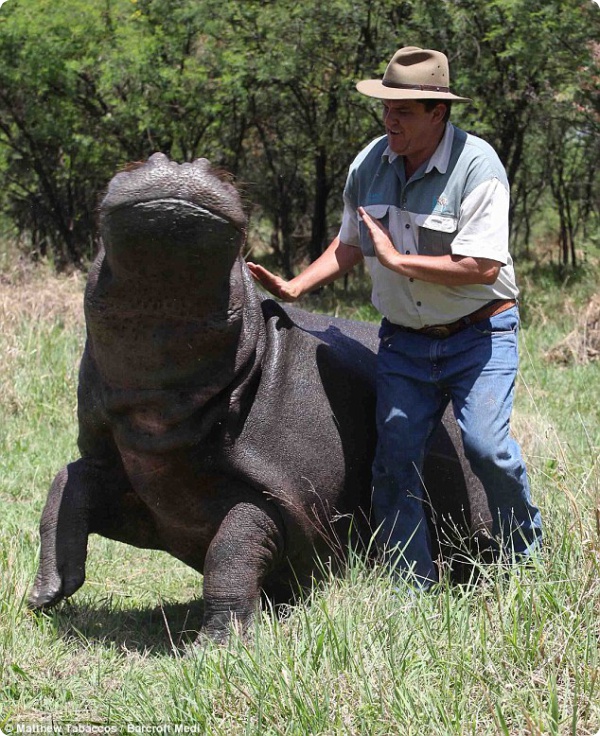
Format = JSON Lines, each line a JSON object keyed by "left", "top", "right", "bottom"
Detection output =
{"left": 382, "top": 123, "right": 455, "bottom": 175}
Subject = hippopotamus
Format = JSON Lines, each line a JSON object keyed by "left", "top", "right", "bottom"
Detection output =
{"left": 28, "top": 153, "right": 489, "bottom": 643}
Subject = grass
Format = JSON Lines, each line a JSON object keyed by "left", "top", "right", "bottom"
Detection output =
{"left": 0, "top": 252, "right": 599, "bottom": 735}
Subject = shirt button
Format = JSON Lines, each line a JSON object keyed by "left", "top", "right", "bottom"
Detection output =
{"left": 405, "top": 224, "right": 410, "bottom": 229}
{"left": 405, "top": 250, "right": 410, "bottom": 255}
{"left": 416, "top": 301, "right": 422, "bottom": 307}
{"left": 409, "top": 278, "right": 414, "bottom": 282}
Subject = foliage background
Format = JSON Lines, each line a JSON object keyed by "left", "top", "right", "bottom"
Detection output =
{"left": 0, "top": 0, "right": 598, "bottom": 273}
{"left": 0, "top": 1, "right": 600, "bottom": 733}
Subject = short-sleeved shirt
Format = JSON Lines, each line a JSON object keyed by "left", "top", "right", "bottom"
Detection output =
{"left": 339, "top": 123, "right": 519, "bottom": 328}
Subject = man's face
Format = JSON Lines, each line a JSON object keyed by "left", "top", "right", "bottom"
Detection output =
{"left": 382, "top": 99, "right": 445, "bottom": 158}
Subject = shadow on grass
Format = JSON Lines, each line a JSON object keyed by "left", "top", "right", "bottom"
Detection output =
{"left": 35, "top": 591, "right": 302, "bottom": 656}
{"left": 43, "top": 597, "right": 207, "bottom": 656}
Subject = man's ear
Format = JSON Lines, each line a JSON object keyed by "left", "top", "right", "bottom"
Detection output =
{"left": 432, "top": 103, "right": 448, "bottom": 123}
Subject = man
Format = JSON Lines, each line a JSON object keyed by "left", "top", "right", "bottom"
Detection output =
{"left": 247, "top": 46, "right": 542, "bottom": 587}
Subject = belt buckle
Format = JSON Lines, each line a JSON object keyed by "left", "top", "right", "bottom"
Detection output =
{"left": 424, "top": 325, "right": 451, "bottom": 339}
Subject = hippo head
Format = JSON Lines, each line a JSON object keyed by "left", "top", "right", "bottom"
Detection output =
{"left": 89, "top": 154, "right": 257, "bottom": 391}
{"left": 99, "top": 153, "right": 247, "bottom": 284}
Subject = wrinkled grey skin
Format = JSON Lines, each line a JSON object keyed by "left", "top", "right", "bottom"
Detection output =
{"left": 28, "top": 153, "right": 490, "bottom": 643}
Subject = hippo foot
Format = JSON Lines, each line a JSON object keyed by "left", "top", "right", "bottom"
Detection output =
{"left": 27, "top": 565, "right": 85, "bottom": 611}
{"left": 195, "top": 597, "right": 257, "bottom": 646}
{"left": 28, "top": 576, "right": 64, "bottom": 610}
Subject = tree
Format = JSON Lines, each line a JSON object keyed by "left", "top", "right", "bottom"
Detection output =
{"left": 0, "top": 0, "right": 243, "bottom": 267}
{"left": 0, "top": 0, "right": 114, "bottom": 265}
{"left": 203, "top": 0, "right": 405, "bottom": 272}
{"left": 0, "top": 0, "right": 598, "bottom": 271}
{"left": 405, "top": 0, "right": 599, "bottom": 265}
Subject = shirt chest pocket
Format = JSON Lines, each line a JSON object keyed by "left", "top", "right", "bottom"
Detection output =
{"left": 415, "top": 213, "right": 457, "bottom": 256}
{"left": 359, "top": 204, "right": 390, "bottom": 257}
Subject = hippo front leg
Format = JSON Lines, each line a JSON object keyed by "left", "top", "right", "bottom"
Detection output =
{"left": 200, "top": 500, "right": 285, "bottom": 644}
{"left": 28, "top": 458, "right": 98, "bottom": 609}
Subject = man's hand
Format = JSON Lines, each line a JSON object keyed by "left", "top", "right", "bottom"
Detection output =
{"left": 358, "top": 206, "right": 501, "bottom": 286}
{"left": 358, "top": 207, "right": 401, "bottom": 271}
{"left": 246, "top": 262, "right": 300, "bottom": 302}
{"left": 247, "top": 237, "right": 363, "bottom": 301}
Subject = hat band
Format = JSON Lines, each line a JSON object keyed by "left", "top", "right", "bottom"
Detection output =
{"left": 382, "top": 81, "right": 451, "bottom": 93}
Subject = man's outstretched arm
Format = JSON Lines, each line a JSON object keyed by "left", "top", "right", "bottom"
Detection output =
{"left": 246, "top": 237, "right": 364, "bottom": 302}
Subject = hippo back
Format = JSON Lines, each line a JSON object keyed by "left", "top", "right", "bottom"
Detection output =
{"left": 272, "top": 300, "right": 491, "bottom": 569}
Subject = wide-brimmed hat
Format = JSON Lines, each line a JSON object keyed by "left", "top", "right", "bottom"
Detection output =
{"left": 356, "top": 46, "right": 471, "bottom": 103}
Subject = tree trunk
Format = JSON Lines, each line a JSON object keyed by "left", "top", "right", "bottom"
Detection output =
{"left": 309, "top": 150, "right": 330, "bottom": 263}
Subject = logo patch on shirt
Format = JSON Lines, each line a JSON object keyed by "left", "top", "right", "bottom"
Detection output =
{"left": 432, "top": 194, "right": 449, "bottom": 213}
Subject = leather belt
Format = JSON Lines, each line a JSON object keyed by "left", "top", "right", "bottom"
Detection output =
{"left": 388, "top": 299, "right": 517, "bottom": 339}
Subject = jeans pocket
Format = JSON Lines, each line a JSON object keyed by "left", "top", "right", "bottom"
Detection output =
{"left": 471, "top": 308, "right": 519, "bottom": 336}
{"left": 471, "top": 321, "right": 517, "bottom": 336}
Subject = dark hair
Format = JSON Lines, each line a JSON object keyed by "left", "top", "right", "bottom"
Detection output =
{"left": 422, "top": 100, "right": 452, "bottom": 124}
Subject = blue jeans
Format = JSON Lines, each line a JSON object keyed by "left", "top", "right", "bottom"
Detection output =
{"left": 372, "top": 306, "right": 543, "bottom": 585}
